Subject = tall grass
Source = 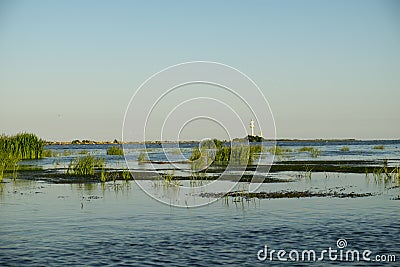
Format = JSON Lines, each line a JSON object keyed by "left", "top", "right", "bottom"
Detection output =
{"left": 0, "top": 133, "right": 44, "bottom": 160}
{"left": 190, "top": 139, "right": 263, "bottom": 169}
{"left": 298, "top": 146, "right": 321, "bottom": 158}
{"left": 67, "top": 155, "right": 105, "bottom": 176}
{"left": 106, "top": 146, "right": 124, "bottom": 156}
{"left": 0, "top": 133, "right": 45, "bottom": 181}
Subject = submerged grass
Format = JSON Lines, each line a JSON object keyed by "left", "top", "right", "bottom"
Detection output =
{"left": 373, "top": 145, "right": 385, "bottom": 150}
{"left": 106, "top": 146, "right": 124, "bottom": 156}
{"left": 67, "top": 155, "right": 105, "bottom": 176}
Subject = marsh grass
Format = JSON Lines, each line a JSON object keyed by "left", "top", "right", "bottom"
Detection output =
{"left": 138, "top": 151, "right": 148, "bottom": 163}
{"left": 0, "top": 133, "right": 44, "bottom": 160}
{"left": 67, "top": 155, "right": 105, "bottom": 176}
{"left": 373, "top": 145, "right": 385, "bottom": 150}
{"left": 298, "top": 146, "right": 321, "bottom": 158}
{"left": 268, "top": 146, "right": 291, "bottom": 160}
{"left": 190, "top": 139, "right": 263, "bottom": 170}
{"left": 161, "top": 171, "right": 180, "bottom": 187}
{"left": 106, "top": 146, "right": 124, "bottom": 156}
{"left": 340, "top": 146, "right": 350, "bottom": 152}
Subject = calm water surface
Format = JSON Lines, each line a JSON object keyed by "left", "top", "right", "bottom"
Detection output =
{"left": 1, "top": 174, "right": 399, "bottom": 266}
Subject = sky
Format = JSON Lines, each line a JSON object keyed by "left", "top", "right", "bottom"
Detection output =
{"left": 0, "top": 0, "right": 399, "bottom": 141}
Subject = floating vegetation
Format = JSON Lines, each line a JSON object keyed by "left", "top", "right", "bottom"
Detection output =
{"left": 106, "top": 146, "right": 124, "bottom": 156}
{"left": 200, "top": 190, "right": 376, "bottom": 200}
{"left": 67, "top": 155, "right": 105, "bottom": 176}
{"left": 340, "top": 146, "right": 350, "bottom": 152}
{"left": 298, "top": 146, "right": 321, "bottom": 158}
{"left": 373, "top": 145, "right": 385, "bottom": 150}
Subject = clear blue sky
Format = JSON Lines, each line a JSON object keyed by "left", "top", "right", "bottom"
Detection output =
{"left": 1, "top": 0, "right": 399, "bottom": 141}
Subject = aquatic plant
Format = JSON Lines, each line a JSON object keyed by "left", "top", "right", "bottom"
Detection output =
{"left": 122, "top": 169, "right": 131, "bottom": 181}
{"left": 138, "top": 151, "right": 148, "bottom": 163}
{"left": 67, "top": 155, "right": 105, "bottom": 176}
{"left": 0, "top": 133, "right": 44, "bottom": 160}
{"left": 106, "top": 146, "right": 124, "bottom": 156}
{"left": 298, "top": 146, "right": 321, "bottom": 158}
{"left": 190, "top": 140, "right": 263, "bottom": 169}
{"left": 0, "top": 152, "right": 19, "bottom": 182}
{"left": 340, "top": 146, "right": 350, "bottom": 152}
{"left": 268, "top": 146, "right": 292, "bottom": 156}
{"left": 373, "top": 145, "right": 384, "bottom": 150}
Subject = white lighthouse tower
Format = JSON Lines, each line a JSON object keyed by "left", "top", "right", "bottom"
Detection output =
{"left": 250, "top": 119, "right": 255, "bottom": 136}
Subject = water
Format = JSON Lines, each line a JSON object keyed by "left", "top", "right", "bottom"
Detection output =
{"left": 1, "top": 140, "right": 399, "bottom": 266}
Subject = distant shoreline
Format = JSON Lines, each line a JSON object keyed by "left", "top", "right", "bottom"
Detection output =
{"left": 45, "top": 138, "right": 400, "bottom": 145}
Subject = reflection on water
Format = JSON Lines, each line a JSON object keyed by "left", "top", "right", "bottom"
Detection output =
{"left": 0, "top": 172, "right": 399, "bottom": 266}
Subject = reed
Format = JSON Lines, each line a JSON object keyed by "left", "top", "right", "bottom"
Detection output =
{"left": 268, "top": 146, "right": 292, "bottom": 156}
{"left": 298, "top": 146, "right": 321, "bottom": 158}
{"left": 340, "top": 146, "right": 350, "bottom": 152}
{"left": 67, "top": 155, "right": 105, "bottom": 176}
{"left": 190, "top": 139, "right": 263, "bottom": 168}
{"left": 138, "top": 151, "right": 148, "bottom": 163}
{"left": 373, "top": 145, "right": 384, "bottom": 150}
{"left": 0, "top": 133, "right": 44, "bottom": 160}
{"left": 106, "top": 146, "right": 124, "bottom": 156}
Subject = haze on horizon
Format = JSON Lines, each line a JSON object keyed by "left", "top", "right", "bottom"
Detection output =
{"left": 1, "top": 0, "right": 399, "bottom": 142}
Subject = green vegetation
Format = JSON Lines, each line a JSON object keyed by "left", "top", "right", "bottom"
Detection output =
{"left": 138, "top": 151, "right": 148, "bottom": 163}
{"left": 268, "top": 146, "right": 292, "bottom": 156}
{"left": 106, "top": 146, "right": 124, "bottom": 156}
{"left": 373, "top": 145, "right": 385, "bottom": 150}
{"left": 0, "top": 133, "right": 44, "bottom": 160}
{"left": 67, "top": 155, "right": 105, "bottom": 176}
{"left": 0, "top": 133, "right": 46, "bottom": 181}
{"left": 190, "top": 139, "right": 264, "bottom": 170}
{"left": 340, "top": 146, "right": 350, "bottom": 152}
{"left": 298, "top": 146, "right": 321, "bottom": 158}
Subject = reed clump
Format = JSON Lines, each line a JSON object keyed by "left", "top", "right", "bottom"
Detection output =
{"left": 340, "top": 146, "right": 350, "bottom": 152}
{"left": 106, "top": 146, "right": 124, "bottom": 156}
{"left": 67, "top": 155, "right": 105, "bottom": 176}
{"left": 298, "top": 146, "right": 321, "bottom": 158}
{"left": 190, "top": 139, "right": 263, "bottom": 169}
{"left": 0, "top": 133, "right": 44, "bottom": 160}
{"left": 373, "top": 145, "right": 384, "bottom": 150}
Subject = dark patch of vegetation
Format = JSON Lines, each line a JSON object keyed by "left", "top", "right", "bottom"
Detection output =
{"left": 200, "top": 190, "right": 376, "bottom": 200}
{"left": 340, "top": 146, "right": 350, "bottom": 152}
{"left": 373, "top": 145, "right": 384, "bottom": 150}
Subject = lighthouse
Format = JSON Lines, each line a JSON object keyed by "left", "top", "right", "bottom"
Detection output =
{"left": 250, "top": 119, "right": 255, "bottom": 136}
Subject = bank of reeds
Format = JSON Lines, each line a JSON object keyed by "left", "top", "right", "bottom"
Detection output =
{"left": 190, "top": 139, "right": 263, "bottom": 170}
{"left": 67, "top": 155, "right": 105, "bottom": 176}
{"left": 106, "top": 146, "right": 124, "bottom": 156}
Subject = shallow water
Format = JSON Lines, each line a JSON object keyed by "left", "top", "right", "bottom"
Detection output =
{"left": 2, "top": 140, "right": 399, "bottom": 265}
{"left": 1, "top": 172, "right": 399, "bottom": 266}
